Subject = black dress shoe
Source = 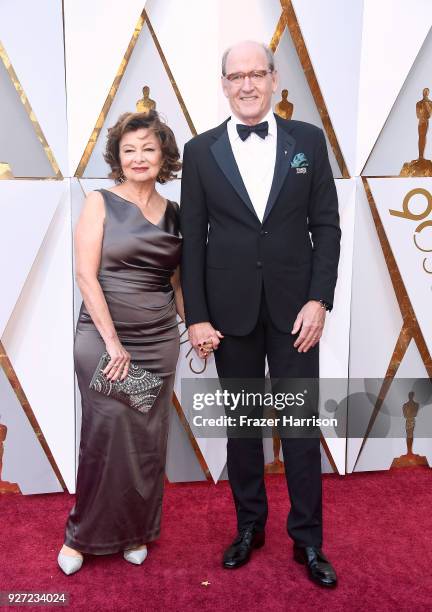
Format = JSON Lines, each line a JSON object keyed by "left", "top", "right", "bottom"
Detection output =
{"left": 222, "top": 528, "right": 265, "bottom": 569}
{"left": 293, "top": 545, "right": 337, "bottom": 587}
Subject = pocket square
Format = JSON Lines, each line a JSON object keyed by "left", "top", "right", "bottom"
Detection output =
{"left": 290, "top": 152, "right": 309, "bottom": 168}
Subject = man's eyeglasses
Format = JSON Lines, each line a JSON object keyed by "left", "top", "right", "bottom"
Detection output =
{"left": 223, "top": 69, "right": 273, "bottom": 86}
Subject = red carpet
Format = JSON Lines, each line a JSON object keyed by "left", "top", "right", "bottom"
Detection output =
{"left": 1, "top": 468, "right": 431, "bottom": 611}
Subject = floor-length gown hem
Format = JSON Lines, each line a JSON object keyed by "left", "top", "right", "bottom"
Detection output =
{"left": 64, "top": 528, "right": 161, "bottom": 556}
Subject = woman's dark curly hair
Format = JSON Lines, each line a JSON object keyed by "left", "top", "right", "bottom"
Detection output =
{"left": 103, "top": 110, "right": 182, "bottom": 184}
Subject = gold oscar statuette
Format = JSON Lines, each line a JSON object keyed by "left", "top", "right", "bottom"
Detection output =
{"left": 400, "top": 88, "right": 432, "bottom": 177}
{"left": 0, "top": 418, "right": 21, "bottom": 494}
{"left": 0, "top": 162, "right": 13, "bottom": 180}
{"left": 136, "top": 85, "right": 156, "bottom": 114}
{"left": 275, "top": 89, "right": 294, "bottom": 120}
{"left": 391, "top": 392, "right": 428, "bottom": 468}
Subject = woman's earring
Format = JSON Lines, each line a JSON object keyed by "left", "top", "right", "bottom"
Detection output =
{"left": 119, "top": 169, "right": 126, "bottom": 183}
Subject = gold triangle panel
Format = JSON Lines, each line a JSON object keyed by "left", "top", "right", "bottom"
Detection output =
{"left": 0, "top": 341, "right": 66, "bottom": 491}
{"left": 0, "top": 40, "right": 62, "bottom": 179}
{"left": 270, "top": 0, "right": 349, "bottom": 178}
{"left": 75, "top": 9, "right": 196, "bottom": 178}
{"left": 353, "top": 179, "right": 432, "bottom": 470}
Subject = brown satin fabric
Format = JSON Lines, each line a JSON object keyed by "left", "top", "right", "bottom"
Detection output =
{"left": 64, "top": 189, "right": 182, "bottom": 555}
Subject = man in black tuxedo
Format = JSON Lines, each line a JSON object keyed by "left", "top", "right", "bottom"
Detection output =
{"left": 180, "top": 41, "right": 340, "bottom": 587}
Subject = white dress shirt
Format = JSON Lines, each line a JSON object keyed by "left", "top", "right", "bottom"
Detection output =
{"left": 227, "top": 108, "right": 277, "bottom": 222}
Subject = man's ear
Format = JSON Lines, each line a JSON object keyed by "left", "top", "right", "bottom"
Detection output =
{"left": 221, "top": 76, "right": 229, "bottom": 99}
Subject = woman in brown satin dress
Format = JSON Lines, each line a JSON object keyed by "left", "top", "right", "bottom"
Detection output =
{"left": 57, "top": 111, "right": 212, "bottom": 574}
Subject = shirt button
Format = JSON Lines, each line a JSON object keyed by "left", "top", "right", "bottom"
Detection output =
{"left": 257, "top": 261, "right": 262, "bottom": 268}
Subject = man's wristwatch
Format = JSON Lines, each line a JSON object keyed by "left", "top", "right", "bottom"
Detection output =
{"left": 318, "top": 299, "right": 332, "bottom": 312}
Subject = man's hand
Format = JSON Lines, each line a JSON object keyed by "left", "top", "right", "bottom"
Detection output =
{"left": 188, "top": 322, "right": 224, "bottom": 359}
{"left": 291, "top": 301, "right": 326, "bottom": 353}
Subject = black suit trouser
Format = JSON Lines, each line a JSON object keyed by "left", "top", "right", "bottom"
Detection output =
{"left": 214, "top": 289, "right": 323, "bottom": 548}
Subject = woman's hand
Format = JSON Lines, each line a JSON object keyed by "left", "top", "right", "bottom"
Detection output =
{"left": 189, "top": 323, "right": 223, "bottom": 359}
{"left": 197, "top": 336, "right": 221, "bottom": 359}
{"left": 103, "top": 338, "right": 131, "bottom": 381}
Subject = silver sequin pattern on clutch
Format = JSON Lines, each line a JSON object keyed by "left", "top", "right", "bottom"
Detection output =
{"left": 89, "top": 352, "right": 163, "bottom": 414}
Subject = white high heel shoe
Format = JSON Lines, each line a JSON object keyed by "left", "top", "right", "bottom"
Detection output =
{"left": 57, "top": 551, "right": 84, "bottom": 575}
{"left": 123, "top": 545, "right": 148, "bottom": 565}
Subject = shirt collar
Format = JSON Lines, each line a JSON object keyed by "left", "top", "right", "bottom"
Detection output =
{"left": 228, "top": 107, "right": 276, "bottom": 140}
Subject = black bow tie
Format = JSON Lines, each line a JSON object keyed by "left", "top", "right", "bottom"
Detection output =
{"left": 236, "top": 121, "right": 269, "bottom": 141}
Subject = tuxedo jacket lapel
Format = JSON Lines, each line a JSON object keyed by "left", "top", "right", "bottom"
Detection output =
{"left": 210, "top": 125, "right": 258, "bottom": 220}
{"left": 210, "top": 116, "right": 296, "bottom": 224}
{"left": 262, "top": 119, "right": 296, "bottom": 224}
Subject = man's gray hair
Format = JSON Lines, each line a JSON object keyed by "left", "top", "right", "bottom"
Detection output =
{"left": 221, "top": 42, "right": 275, "bottom": 76}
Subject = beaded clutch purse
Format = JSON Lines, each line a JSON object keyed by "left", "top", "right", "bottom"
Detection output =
{"left": 89, "top": 352, "right": 163, "bottom": 414}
